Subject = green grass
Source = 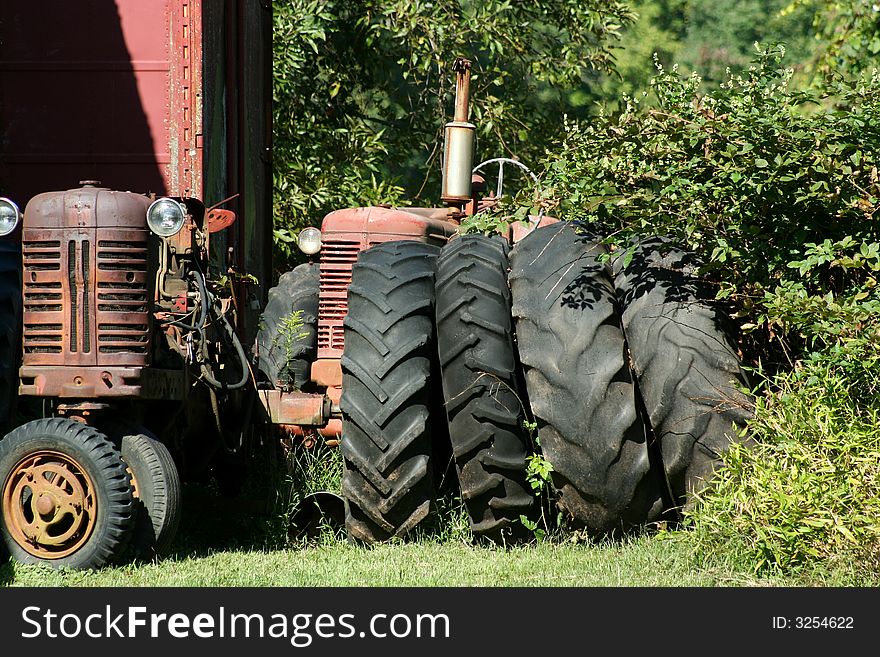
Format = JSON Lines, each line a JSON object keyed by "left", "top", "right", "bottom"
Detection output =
{"left": 2, "top": 483, "right": 872, "bottom": 588}
{"left": 5, "top": 534, "right": 869, "bottom": 588}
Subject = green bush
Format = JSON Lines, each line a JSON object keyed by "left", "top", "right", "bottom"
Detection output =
{"left": 687, "top": 236, "right": 880, "bottom": 576}
{"left": 537, "top": 45, "right": 880, "bottom": 364}
{"left": 687, "top": 345, "right": 880, "bottom": 576}
{"left": 521, "top": 46, "right": 880, "bottom": 576}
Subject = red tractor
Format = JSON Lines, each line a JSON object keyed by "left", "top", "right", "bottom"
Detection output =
{"left": 254, "top": 55, "right": 752, "bottom": 546}
{"left": 254, "top": 58, "right": 558, "bottom": 544}
{"left": 0, "top": 0, "right": 272, "bottom": 568}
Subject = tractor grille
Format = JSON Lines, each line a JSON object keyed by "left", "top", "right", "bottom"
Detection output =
{"left": 22, "top": 240, "right": 64, "bottom": 357}
{"left": 95, "top": 238, "right": 149, "bottom": 359}
{"left": 318, "top": 240, "right": 361, "bottom": 355}
{"left": 21, "top": 232, "right": 150, "bottom": 366}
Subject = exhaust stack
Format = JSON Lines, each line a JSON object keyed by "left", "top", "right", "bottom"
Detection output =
{"left": 441, "top": 57, "right": 476, "bottom": 207}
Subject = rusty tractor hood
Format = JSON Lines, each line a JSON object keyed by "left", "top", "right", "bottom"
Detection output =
{"left": 24, "top": 185, "right": 150, "bottom": 230}
{"left": 19, "top": 183, "right": 152, "bottom": 375}
{"left": 320, "top": 206, "right": 459, "bottom": 243}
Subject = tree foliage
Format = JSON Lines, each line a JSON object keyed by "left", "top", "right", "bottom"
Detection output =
{"left": 589, "top": 0, "right": 686, "bottom": 103}
{"left": 678, "top": 0, "right": 814, "bottom": 85}
{"left": 537, "top": 46, "right": 880, "bottom": 363}
{"left": 272, "top": 0, "right": 634, "bottom": 266}
{"left": 796, "top": 0, "right": 880, "bottom": 78}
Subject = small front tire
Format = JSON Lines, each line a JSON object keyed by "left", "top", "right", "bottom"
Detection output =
{"left": 0, "top": 418, "right": 136, "bottom": 570}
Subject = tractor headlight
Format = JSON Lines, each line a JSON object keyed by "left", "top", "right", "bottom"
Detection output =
{"left": 297, "top": 227, "right": 322, "bottom": 255}
{"left": 147, "top": 198, "right": 187, "bottom": 237}
{"left": 0, "top": 198, "right": 21, "bottom": 237}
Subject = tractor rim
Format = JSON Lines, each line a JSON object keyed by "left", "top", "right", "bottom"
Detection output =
{"left": 126, "top": 466, "right": 140, "bottom": 500}
{"left": 2, "top": 450, "right": 97, "bottom": 559}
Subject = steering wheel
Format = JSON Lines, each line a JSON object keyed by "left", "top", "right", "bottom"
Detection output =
{"left": 472, "top": 157, "right": 539, "bottom": 199}
{"left": 472, "top": 157, "right": 544, "bottom": 224}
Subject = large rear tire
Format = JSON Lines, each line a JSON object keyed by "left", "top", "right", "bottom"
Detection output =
{"left": 0, "top": 418, "right": 136, "bottom": 569}
{"left": 612, "top": 237, "right": 753, "bottom": 511}
{"left": 0, "top": 242, "right": 21, "bottom": 432}
{"left": 340, "top": 241, "right": 441, "bottom": 543}
{"left": 510, "top": 223, "right": 665, "bottom": 534}
{"left": 435, "top": 235, "right": 533, "bottom": 543}
{"left": 255, "top": 262, "right": 320, "bottom": 390}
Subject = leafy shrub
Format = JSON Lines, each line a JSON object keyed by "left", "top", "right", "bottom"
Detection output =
{"left": 522, "top": 46, "right": 880, "bottom": 576}
{"left": 537, "top": 45, "right": 880, "bottom": 364}
{"left": 687, "top": 345, "right": 880, "bottom": 576}
{"left": 684, "top": 235, "right": 880, "bottom": 576}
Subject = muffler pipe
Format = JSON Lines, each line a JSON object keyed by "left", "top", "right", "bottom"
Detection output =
{"left": 441, "top": 57, "right": 476, "bottom": 206}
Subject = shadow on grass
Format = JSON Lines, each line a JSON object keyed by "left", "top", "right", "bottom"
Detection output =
{"left": 161, "top": 439, "right": 347, "bottom": 561}
{"left": 162, "top": 482, "right": 294, "bottom": 560}
{"left": 0, "top": 548, "right": 11, "bottom": 585}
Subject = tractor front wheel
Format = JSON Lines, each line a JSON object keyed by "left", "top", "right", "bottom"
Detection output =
{"left": 101, "top": 422, "right": 181, "bottom": 561}
{"left": 0, "top": 418, "right": 136, "bottom": 569}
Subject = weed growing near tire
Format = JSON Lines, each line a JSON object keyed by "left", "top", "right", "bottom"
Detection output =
{"left": 276, "top": 310, "right": 309, "bottom": 364}
{"left": 275, "top": 440, "right": 345, "bottom": 546}
{"left": 684, "top": 234, "right": 880, "bottom": 577}
{"left": 687, "top": 350, "right": 880, "bottom": 578}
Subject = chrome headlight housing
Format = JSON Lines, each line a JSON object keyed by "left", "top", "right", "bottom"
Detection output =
{"left": 297, "top": 227, "right": 322, "bottom": 255}
{"left": 147, "top": 198, "right": 187, "bottom": 237}
{"left": 0, "top": 197, "right": 21, "bottom": 237}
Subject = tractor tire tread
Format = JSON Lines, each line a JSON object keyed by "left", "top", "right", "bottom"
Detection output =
{"left": 435, "top": 234, "right": 533, "bottom": 543}
{"left": 340, "top": 241, "right": 440, "bottom": 543}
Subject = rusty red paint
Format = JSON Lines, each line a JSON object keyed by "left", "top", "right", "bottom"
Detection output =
{"left": 316, "top": 206, "right": 458, "bottom": 362}
{"left": 310, "top": 359, "right": 342, "bottom": 388}
{"left": 258, "top": 389, "right": 330, "bottom": 426}
{"left": 509, "top": 214, "right": 560, "bottom": 244}
{"left": 21, "top": 186, "right": 151, "bottom": 370}
{"left": 169, "top": 0, "right": 203, "bottom": 198}
{"left": 206, "top": 209, "right": 236, "bottom": 233}
{"left": 282, "top": 419, "right": 342, "bottom": 440}
{"left": 0, "top": 1, "right": 180, "bottom": 202}
{"left": 18, "top": 365, "right": 184, "bottom": 400}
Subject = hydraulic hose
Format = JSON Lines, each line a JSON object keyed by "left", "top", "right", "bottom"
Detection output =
{"left": 198, "top": 294, "right": 251, "bottom": 391}
{"left": 167, "top": 260, "right": 210, "bottom": 332}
